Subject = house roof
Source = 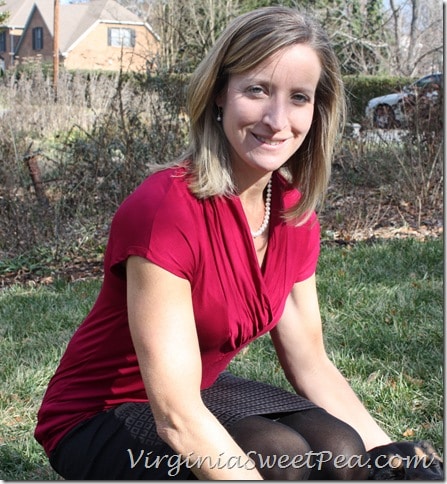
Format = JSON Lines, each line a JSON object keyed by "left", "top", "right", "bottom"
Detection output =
{"left": 2, "top": 0, "right": 53, "bottom": 28}
{"left": 60, "top": 0, "right": 158, "bottom": 53}
{"left": 8, "top": 0, "right": 158, "bottom": 55}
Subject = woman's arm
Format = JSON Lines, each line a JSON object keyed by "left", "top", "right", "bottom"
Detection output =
{"left": 270, "top": 274, "right": 392, "bottom": 451}
{"left": 126, "top": 256, "right": 262, "bottom": 480}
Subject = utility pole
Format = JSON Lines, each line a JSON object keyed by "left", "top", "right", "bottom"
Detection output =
{"left": 53, "top": 0, "right": 60, "bottom": 99}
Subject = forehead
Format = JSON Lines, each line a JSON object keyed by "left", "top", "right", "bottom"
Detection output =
{"left": 231, "top": 44, "right": 322, "bottom": 86}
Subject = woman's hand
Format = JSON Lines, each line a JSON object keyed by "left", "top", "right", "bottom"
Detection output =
{"left": 368, "top": 440, "right": 443, "bottom": 480}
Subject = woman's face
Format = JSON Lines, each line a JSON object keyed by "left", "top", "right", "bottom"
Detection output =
{"left": 217, "top": 44, "right": 321, "bottom": 180}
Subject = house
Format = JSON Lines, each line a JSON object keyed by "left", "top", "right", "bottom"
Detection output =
{"left": 0, "top": 0, "right": 159, "bottom": 72}
{"left": 0, "top": 0, "right": 41, "bottom": 70}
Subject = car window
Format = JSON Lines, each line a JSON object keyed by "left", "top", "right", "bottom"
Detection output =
{"left": 414, "top": 75, "right": 442, "bottom": 89}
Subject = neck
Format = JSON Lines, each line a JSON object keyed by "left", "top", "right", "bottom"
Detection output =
{"left": 236, "top": 172, "right": 271, "bottom": 200}
{"left": 239, "top": 178, "right": 271, "bottom": 239}
{"left": 250, "top": 178, "right": 272, "bottom": 238}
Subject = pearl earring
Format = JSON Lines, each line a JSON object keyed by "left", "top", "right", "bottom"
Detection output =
{"left": 216, "top": 108, "right": 222, "bottom": 122}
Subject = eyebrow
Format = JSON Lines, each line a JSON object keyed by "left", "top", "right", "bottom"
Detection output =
{"left": 238, "top": 72, "right": 317, "bottom": 92}
{"left": 245, "top": 78, "right": 317, "bottom": 99}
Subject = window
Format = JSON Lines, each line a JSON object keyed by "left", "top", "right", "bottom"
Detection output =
{"left": 107, "top": 27, "right": 136, "bottom": 47}
{"left": 32, "top": 27, "right": 43, "bottom": 50}
{"left": 0, "top": 32, "right": 6, "bottom": 53}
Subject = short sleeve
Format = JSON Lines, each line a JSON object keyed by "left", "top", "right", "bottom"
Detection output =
{"left": 106, "top": 169, "right": 198, "bottom": 281}
{"left": 292, "top": 211, "right": 320, "bottom": 283}
{"left": 279, "top": 176, "right": 321, "bottom": 283}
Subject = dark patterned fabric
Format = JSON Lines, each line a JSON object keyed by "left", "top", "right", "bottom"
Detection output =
{"left": 114, "top": 371, "right": 316, "bottom": 448}
{"left": 201, "top": 372, "right": 316, "bottom": 427}
{"left": 115, "top": 402, "right": 160, "bottom": 445}
{"left": 49, "top": 371, "right": 318, "bottom": 479}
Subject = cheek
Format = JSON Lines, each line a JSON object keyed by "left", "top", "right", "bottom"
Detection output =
{"left": 225, "top": 96, "right": 260, "bottom": 125}
{"left": 294, "top": 106, "right": 315, "bottom": 133}
{"left": 223, "top": 105, "right": 255, "bottom": 141}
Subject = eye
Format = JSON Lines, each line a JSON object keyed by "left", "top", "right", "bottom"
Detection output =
{"left": 292, "top": 93, "right": 311, "bottom": 104}
{"left": 246, "top": 85, "right": 267, "bottom": 96}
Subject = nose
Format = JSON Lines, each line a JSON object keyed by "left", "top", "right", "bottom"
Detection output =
{"left": 262, "top": 97, "right": 288, "bottom": 132}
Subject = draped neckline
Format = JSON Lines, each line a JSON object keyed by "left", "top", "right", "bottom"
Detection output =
{"left": 229, "top": 171, "right": 282, "bottom": 280}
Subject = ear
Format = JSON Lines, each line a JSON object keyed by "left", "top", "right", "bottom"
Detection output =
{"left": 215, "top": 90, "right": 226, "bottom": 108}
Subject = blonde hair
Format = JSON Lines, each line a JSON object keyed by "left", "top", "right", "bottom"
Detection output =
{"left": 181, "top": 6, "right": 346, "bottom": 224}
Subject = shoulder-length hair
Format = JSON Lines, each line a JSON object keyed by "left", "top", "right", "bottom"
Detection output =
{"left": 180, "top": 6, "right": 346, "bottom": 224}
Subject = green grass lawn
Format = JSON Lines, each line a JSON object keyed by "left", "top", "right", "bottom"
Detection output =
{"left": 0, "top": 238, "right": 443, "bottom": 480}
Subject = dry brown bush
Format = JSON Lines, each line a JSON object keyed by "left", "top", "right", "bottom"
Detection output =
{"left": 322, "top": 92, "right": 443, "bottom": 241}
{"left": 0, "top": 68, "right": 188, "bottom": 259}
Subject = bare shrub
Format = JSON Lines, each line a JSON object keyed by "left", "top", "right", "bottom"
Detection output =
{"left": 397, "top": 91, "right": 443, "bottom": 212}
{"left": 0, "top": 69, "right": 188, "bottom": 259}
{"left": 323, "top": 93, "right": 443, "bottom": 239}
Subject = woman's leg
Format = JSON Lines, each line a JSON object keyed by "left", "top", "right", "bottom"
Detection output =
{"left": 277, "top": 408, "right": 370, "bottom": 479}
{"left": 228, "top": 415, "right": 313, "bottom": 479}
{"left": 228, "top": 410, "right": 369, "bottom": 480}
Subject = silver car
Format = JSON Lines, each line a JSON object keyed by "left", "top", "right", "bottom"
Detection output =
{"left": 365, "top": 73, "right": 443, "bottom": 129}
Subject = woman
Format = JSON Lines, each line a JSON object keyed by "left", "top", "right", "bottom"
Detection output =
{"left": 35, "top": 6, "right": 442, "bottom": 480}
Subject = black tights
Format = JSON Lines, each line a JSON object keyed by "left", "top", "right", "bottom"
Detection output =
{"left": 49, "top": 404, "right": 369, "bottom": 480}
{"left": 228, "top": 408, "right": 369, "bottom": 480}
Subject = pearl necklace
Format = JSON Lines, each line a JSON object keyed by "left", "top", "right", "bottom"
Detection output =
{"left": 251, "top": 178, "right": 272, "bottom": 238}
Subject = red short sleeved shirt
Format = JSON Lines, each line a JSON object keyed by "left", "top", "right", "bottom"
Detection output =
{"left": 34, "top": 166, "right": 320, "bottom": 456}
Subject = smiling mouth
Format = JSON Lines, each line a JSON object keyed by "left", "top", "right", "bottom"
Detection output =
{"left": 253, "top": 134, "right": 285, "bottom": 146}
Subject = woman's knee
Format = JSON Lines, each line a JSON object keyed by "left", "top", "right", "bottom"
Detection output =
{"left": 318, "top": 433, "right": 369, "bottom": 480}
{"left": 229, "top": 415, "right": 314, "bottom": 479}
{"left": 277, "top": 409, "right": 369, "bottom": 479}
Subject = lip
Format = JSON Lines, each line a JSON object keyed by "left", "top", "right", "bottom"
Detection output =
{"left": 253, "top": 133, "right": 286, "bottom": 146}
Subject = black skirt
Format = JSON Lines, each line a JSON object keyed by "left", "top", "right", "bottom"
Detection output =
{"left": 50, "top": 371, "right": 317, "bottom": 479}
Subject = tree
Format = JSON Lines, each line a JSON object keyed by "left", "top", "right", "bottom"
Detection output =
{"left": 0, "top": 1, "right": 10, "bottom": 25}
{"left": 148, "top": 0, "right": 240, "bottom": 73}
{"left": 304, "top": 0, "right": 390, "bottom": 75}
{"left": 235, "top": 0, "right": 391, "bottom": 75}
{"left": 385, "top": 0, "right": 442, "bottom": 76}
{"left": 114, "top": 0, "right": 442, "bottom": 77}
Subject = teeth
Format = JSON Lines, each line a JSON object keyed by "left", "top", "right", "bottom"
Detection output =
{"left": 255, "top": 135, "right": 282, "bottom": 146}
